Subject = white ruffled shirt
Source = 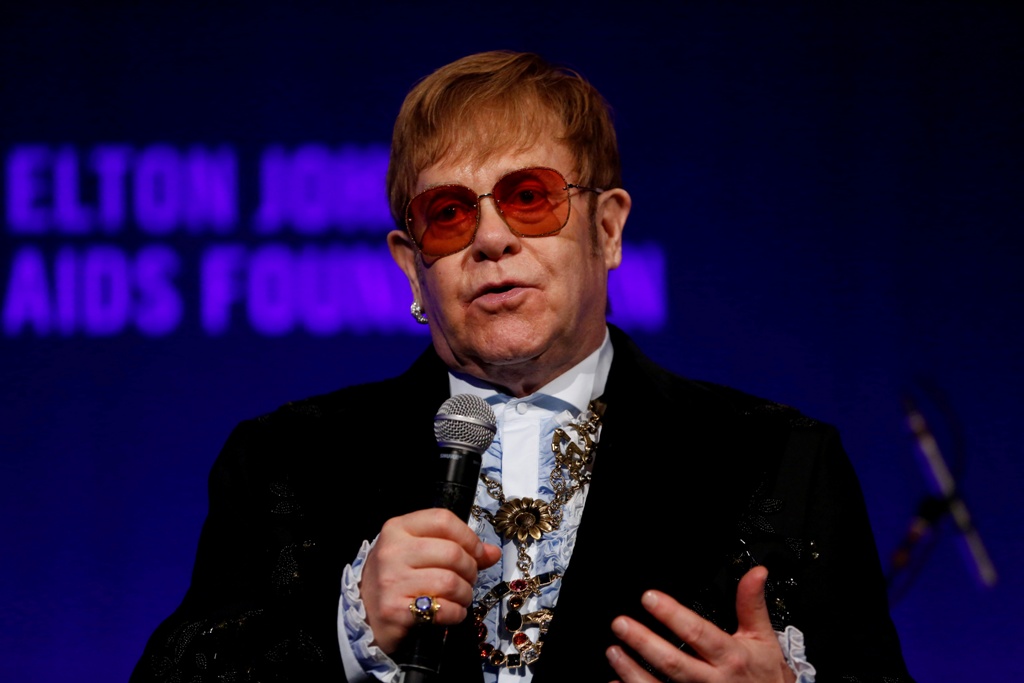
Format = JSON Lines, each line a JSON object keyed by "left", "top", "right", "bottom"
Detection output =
{"left": 337, "top": 329, "right": 815, "bottom": 682}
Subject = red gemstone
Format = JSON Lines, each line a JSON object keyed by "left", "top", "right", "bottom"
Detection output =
{"left": 509, "top": 579, "right": 528, "bottom": 592}
{"left": 478, "top": 643, "right": 493, "bottom": 658}
{"left": 512, "top": 632, "right": 530, "bottom": 648}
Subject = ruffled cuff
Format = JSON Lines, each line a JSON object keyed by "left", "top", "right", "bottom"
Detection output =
{"left": 337, "top": 538, "right": 400, "bottom": 683}
{"left": 775, "top": 625, "right": 816, "bottom": 683}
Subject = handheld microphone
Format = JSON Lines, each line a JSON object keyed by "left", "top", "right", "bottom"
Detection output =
{"left": 398, "top": 394, "right": 497, "bottom": 683}
{"left": 431, "top": 394, "right": 498, "bottom": 519}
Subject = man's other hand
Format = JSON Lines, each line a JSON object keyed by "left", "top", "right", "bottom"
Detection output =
{"left": 606, "top": 566, "right": 796, "bottom": 683}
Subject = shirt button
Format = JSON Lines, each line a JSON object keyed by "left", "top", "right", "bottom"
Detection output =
{"left": 516, "top": 402, "right": 528, "bottom": 415}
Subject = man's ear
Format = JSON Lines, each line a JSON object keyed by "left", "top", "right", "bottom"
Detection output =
{"left": 595, "top": 188, "right": 631, "bottom": 270}
{"left": 387, "top": 229, "right": 424, "bottom": 304}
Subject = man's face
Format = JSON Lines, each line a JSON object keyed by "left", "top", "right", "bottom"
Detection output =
{"left": 388, "top": 137, "right": 630, "bottom": 396}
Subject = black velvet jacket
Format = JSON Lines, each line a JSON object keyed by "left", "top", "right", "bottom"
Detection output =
{"left": 132, "top": 327, "right": 913, "bottom": 682}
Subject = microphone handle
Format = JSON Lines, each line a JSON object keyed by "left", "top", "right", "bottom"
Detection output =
{"left": 398, "top": 446, "right": 484, "bottom": 683}
{"left": 397, "top": 625, "right": 446, "bottom": 683}
{"left": 433, "top": 446, "right": 483, "bottom": 521}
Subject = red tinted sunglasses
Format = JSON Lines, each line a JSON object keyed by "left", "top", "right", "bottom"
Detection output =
{"left": 404, "top": 166, "right": 603, "bottom": 258}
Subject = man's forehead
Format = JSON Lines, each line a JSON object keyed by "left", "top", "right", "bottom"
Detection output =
{"left": 413, "top": 103, "right": 567, "bottom": 172}
{"left": 415, "top": 139, "right": 575, "bottom": 191}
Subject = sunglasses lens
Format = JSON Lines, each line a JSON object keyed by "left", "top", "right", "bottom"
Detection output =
{"left": 405, "top": 168, "right": 573, "bottom": 257}
{"left": 407, "top": 185, "right": 480, "bottom": 256}
{"left": 493, "top": 168, "right": 569, "bottom": 236}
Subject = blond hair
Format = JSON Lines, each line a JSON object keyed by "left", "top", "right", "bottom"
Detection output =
{"left": 386, "top": 51, "right": 621, "bottom": 227}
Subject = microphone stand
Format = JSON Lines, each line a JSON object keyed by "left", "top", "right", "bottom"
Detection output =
{"left": 889, "top": 398, "right": 997, "bottom": 595}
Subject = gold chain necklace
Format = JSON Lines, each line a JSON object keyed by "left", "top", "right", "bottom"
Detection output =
{"left": 469, "top": 401, "right": 603, "bottom": 669}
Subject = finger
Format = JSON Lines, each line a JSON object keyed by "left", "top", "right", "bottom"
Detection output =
{"left": 400, "top": 536, "right": 481, "bottom": 582}
{"left": 374, "top": 593, "right": 467, "bottom": 637}
{"left": 372, "top": 568, "right": 475, "bottom": 633}
{"left": 372, "top": 525, "right": 481, "bottom": 584}
{"left": 605, "top": 644, "right": 660, "bottom": 683}
{"left": 404, "top": 595, "right": 468, "bottom": 627}
{"left": 638, "top": 590, "right": 735, "bottom": 665}
{"left": 386, "top": 508, "right": 488, "bottom": 558}
{"left": 734, "top": 566, "right": 774, "bottom": 637}
{"left": 610, "top": 614, "right": 715, "bottom": 682}
{"left": 477, "top": 541, "right": 502, "bottom": 569}
{"left": 396, "top": 565, "right": 477, "bottom": 608}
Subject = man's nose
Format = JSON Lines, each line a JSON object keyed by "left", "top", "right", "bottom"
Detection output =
{"left": 472, "top": 195, "right": 520, "bottom": 259}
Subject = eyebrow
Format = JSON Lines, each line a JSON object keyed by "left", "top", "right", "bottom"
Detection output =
{"left": 416, "top": 165, "right": 553, "bottom": 194}
{"left": 419, "top": 181, "right": 475, "bottom": 192}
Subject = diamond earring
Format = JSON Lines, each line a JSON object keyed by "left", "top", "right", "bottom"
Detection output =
{"left": 410, "top": 301, "right": 428, "bottom": 324}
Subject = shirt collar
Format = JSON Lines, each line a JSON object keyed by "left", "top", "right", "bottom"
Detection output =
{"left": 448, "top": 327, "right": 613, "bottom": 414}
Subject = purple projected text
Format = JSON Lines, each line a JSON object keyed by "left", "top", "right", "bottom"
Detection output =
{"left": 2, "top": 143, "right": 666, "bottom": 337}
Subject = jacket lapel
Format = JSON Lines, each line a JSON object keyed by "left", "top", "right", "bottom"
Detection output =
{"left": 535, "top": 329, "right": 771, "bottom": 681}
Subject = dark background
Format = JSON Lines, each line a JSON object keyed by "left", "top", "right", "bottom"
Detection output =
{"left": 2, "top": 2, "right": 1022, "bottom": 681}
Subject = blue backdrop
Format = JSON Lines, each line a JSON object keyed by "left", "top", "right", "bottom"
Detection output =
{"left": 2, "top": 2, "right": 1022, "bottom": 681}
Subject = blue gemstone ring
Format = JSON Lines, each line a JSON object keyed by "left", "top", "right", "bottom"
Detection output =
{"left": 409, "top": 595, "right": 441, "bottom": 624}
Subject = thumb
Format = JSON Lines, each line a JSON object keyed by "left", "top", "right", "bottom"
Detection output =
{"left": 477, "top": 542, "right": 502, "bottom": 569}
{"left": 735, "top": 565, "right": 774, "bottom": 636}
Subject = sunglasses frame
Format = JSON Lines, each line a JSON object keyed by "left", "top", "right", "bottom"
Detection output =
{"left": 404, "top": 166, "right": 604, "bottom": 258}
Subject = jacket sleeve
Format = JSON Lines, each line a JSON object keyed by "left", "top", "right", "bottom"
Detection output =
{"left": 129, "top": 416, "right": 348, "bottom": 683}
{"left": 759, "top": 422, "right": 915, "bottom": 682}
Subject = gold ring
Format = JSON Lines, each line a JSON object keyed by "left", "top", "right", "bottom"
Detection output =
{"left": 409, "top": 595, "right": 441, "bottom": 624}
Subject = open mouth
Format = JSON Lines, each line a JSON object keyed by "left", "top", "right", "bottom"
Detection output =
{"left": 473, "top": 282, "right": 527, "bottom": 306}
{"left": 475, "top": 281, "right": 519, "bottom": 298}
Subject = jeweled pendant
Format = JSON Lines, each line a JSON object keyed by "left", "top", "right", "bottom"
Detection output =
{"left": 493, "top": 497, "right": 555, "bottom": 543}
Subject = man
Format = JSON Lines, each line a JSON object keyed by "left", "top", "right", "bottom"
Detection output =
{"left": 132, "top": 51, "right": 913, "bottom": 682}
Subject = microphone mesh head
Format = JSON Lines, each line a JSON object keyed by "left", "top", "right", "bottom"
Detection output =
{"left": 435, "top": 394, "right": 497, "bottom": 453}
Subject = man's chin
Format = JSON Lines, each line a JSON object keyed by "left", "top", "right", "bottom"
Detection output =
{"left": 459, "top": 318, "right": 545, "bottom": 359}
{"left": 472, "top": 336, "right": 544, "bottom": 368}
{"left": 460, "top": 338, "right": 547, "bottom": 378}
